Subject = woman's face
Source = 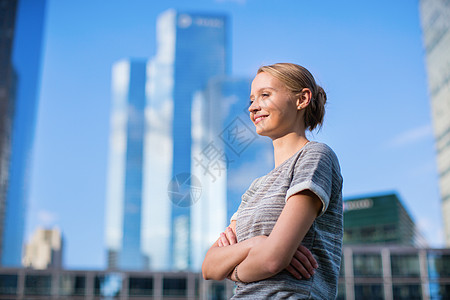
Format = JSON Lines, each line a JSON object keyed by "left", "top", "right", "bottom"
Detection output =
{"left": 249, "top": 72, "right": 301, "bottom": 139}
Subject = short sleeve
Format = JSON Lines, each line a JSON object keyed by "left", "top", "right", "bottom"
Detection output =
{"left": 285, "top": 143, "right": 339, "bottom": 217}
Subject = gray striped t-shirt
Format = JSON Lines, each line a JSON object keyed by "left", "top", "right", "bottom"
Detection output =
{"left": 231, "top": 141, "right": 343, "bottom": 299}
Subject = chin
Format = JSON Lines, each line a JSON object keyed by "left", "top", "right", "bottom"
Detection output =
{"left": 254, "top": 126, "right": 270, "bottom": 137}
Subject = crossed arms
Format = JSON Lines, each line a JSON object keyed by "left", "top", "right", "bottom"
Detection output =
{"left": 202, "top": 189, "right": 322, "bottom": 283}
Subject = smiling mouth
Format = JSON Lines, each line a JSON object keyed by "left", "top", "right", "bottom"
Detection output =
{"left": 254, "top": 115, "right": 268, "bottom": 124}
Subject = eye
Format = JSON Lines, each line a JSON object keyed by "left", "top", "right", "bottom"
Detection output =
{"left": 261, "top": 93, "right": 270, "bottom": 97}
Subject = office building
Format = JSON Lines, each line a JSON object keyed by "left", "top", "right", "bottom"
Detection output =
{"left": 0, "top": 0, "right": 47, "bottom": 267}
{"left": 344, "top": 192, "right": 426, "bottom": 247}
{"left": 106, "top": 10, "right": 273, "bottom": 271}
{"left": 419, "top": 0, "right": 450, "bottom": 244}
{"left": 0, "top": 0, "right": 18, "bottom": 263}
{"left": 105, "top": 59, "right": 148, "bottom": 270}
{"left": 22, "top": 227, "right": 63, "bottom": 270}
{"left": 137, "top": 9, "right": 228, "bottom": 271}
{"left": 156, "top": 10, "right": 227, "bottom": 270}
{"left": 1, "top": 244, "right": 450, "bottom": 299}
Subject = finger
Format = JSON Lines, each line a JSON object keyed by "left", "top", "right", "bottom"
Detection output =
{"left": 298, "top": 245, "right": 318, "bottom": 268}
{"left": 294, "top": 250, "right": 315, "bottom": 275}
{"left": 294, "top": 249, "right": 316, "bottom": 276}
{"left": 220, "top": 232, "right": 230, "bottom": 246}
{"left": 285, "top": 264, "right": 302, "bottom": 280}
{"left": 218, "top": 238, "right": 223, "bottom": 247}
{"left": 291, "top": 256, "right": 312, "bottom": 279}
{"left": 226, "top": 227, "right": 237, "bottom": 244}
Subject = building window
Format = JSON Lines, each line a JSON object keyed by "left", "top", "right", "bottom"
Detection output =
{"left": 210, "top": 281, "right": 226, "bottom": 300}
{"left": 354, "top": 284, "right": 384, "bottom": 300}
{"left": 128, "top": 277, "right": 153, "bottom": 296}
{"left": 353, "top": 253, "right": 383, "bottom": 277}
{"left": 24, "top": 275, "right": 52, "bottom": 295}
{"left": 59, "top": 275, "right": 86, "bottom": 296}
{"left": 0, "top": 274, "right": 17, "bottom": 295}
{"left": 391, "top": 254, "right": 420, "bottom": 277}
{"left": 336, "top": 283, "right": 346, "bottom": 300}
{"left": 428, "top": 253, "right": 450, "bottom": 278}
{"left": 94, "top": 274, "right": 122, "bottom": 298}
{"left": 429, "top": 283, "right": 450, "bottom": 300}
{"left": 163, "top": 277, "right": 186, "bottom": 297}
{"left": 392, "top": 284, "right": 422, "bottom": 300}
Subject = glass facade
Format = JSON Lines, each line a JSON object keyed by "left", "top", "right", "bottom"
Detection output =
{"left": 1, "top": 0, "right": 47, "bottom": 267}
{"left": 143, "top": 10, "right": 233, "bottom": 271}
{"left": 107, "top": 10, "right": 273, "bottom": 272}
{"left": 391, "top": 254, "right": 420, "bottom": 277}
{"left": 0, "top": 274, "right": 17, "bottom": 295}
{"left": 354, "top": 284, "right": 384, "bottom": 300}
{"left": 0, "top": 0, "right": 17, "bottom": 268}
{"left": 343, "top": 193, "right": 424, "bottom": 246}
{"left": 353, "top": 253, "right": 383, "bottom": 277}
{"left": 105, "top": 59, "right": 148, "bottom": 270}
{"left": 128, "top": 277, "right": 153, "bottom": 296}
{"left": 420, "top": 0, "right": 450, "bottom": 245}
{"left": 24, "top": 274, "right": 51, "bottom": 296}
{"left": 392, "top": 284, "right": 422, "bottom": 300}
{"left": 168, "top": 11, "right": 227, "bottom": 270}
{"left": 1, "top": 246, "right": 450, "bottom": 300}
{"left": 59, "top": 274, "right": 86, "bottom": 296}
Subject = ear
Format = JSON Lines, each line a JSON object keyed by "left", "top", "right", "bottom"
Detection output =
{"left": 296, "top": 88, "right": 312, "bottom": 110}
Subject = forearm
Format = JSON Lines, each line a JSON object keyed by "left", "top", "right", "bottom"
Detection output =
{"left": 234, "top": 238, "right": 291, "bottom": 282}
{"left": 202, "top": 238, "right": 256, "bottom": 280}
{"left": 235, "top": 191, "right": 321, "bottom": 283}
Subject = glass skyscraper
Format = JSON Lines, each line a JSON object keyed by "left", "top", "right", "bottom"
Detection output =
{"left": 419, "top": 0, "right": 450, "bottom": 245}
{"left": 0, "top": 0, "right": 47, "bottom": 266}
{"left": 106, "top": 59, "right": 148, "bottom": 270}
{"left": 106, "top": 9, "right": 273, "bottom": 271}
{"left": 0, "top": 0, "right": 18, "bottom": 263}
{"left": 144, "top": 10, "right": 228, "bottom": 271}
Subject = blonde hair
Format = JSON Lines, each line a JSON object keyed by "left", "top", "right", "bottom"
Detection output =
{"left": 257, "top": 63, "right": 327, "bottom": 131}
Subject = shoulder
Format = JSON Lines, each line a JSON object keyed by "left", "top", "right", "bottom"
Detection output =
{"left": 301, "top": 142, "right": 340, "bottom": 164}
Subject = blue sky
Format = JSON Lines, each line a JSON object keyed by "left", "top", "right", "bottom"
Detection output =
{"left": 27, "top": 0, "right": 440, "bottom": 269}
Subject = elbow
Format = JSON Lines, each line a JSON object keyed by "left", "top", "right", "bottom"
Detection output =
{"left": 201, "top": 263, "right": 211, "bottom": 280}
{"left": 201, "top": 263, "right": 224, "bottom": 281}
{"left": 265, "top": 256, "right": 289, "bottom": 275}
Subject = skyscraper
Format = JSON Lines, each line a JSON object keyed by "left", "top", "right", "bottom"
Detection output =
{"left": 0, "top": 0, "right": 47, "bottom": 266}
{"left": 419, "top": 0, "right": 450, "bottom": 245}
{"left": 23, "top": 227, "right": 63, "bottom": 270}
{"left": 105, "top": 59, "right": 148, "bottom": 270}
{"left": 343, "top": 192, "right": 426, "bottom": 247}
{"left": 106, "top": 9, "right": 272, "bottom": 271}
{"left": 0, "top": 0, "right": 18, "bottom": 263}
{"left": 144, "top": 10, "right": 228, "bottom": 270}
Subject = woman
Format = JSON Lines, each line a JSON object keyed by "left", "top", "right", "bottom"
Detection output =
{"left": 202, "top": 63, "right": 343, "bottom": 299}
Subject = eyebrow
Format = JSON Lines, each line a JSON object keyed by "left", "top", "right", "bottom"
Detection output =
{"left": 250, "top": 87, "right": 277, "bottom": 98}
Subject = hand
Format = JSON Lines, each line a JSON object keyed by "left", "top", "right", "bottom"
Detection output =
{"left": 218, "top": 226, "right": 237, "bottom": 247}
{"left": 285, "top": 244, "right": 318, "bottom": 280}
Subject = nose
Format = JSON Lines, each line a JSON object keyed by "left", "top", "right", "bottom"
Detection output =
{"left": 248, "top": 99, "right": 260, "bottom": 113}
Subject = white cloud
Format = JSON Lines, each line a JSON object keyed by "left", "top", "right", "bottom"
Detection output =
{"left": 385, "top": 124, "right": 433, "bottom": 149}
{"left": 37, "top": 210, "right": 59, "bottom": 227}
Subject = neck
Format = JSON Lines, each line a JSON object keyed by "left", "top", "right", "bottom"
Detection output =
{"left": 272, "top": 132, "right": 309, "bottom": 168}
